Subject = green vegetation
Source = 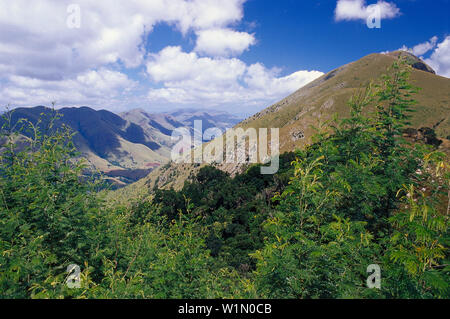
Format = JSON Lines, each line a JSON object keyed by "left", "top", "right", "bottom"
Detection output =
{"left": 0, "top": 61, "right": 448, "bottom": 299}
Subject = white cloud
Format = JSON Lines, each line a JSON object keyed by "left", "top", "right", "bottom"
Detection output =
{"left": 146, "top": 46, "right": 247, "bottom": 87}
{"left": 0, "top": 69, "right": 136, "bottom": 111}
{"left": 399, "top": 36, "right": 438, "bottom": 56}
{"left": 335, "top": 0, "right": 400, "bottom": 22}
{"left": 146, "top": 46, "right": 323, "bottom": 109}
{"left": 0, "top": 0, "right": 247, "bottom": 81}
{"left": 425, "top": 36, "right": 450, "bottom": 78}
{"left": 0, "top": 0, "right": 324, "bottom": 113}
{"left": 195, "top": 28, "right": 255, "bottom": 57}
{"left": 244, "top": 64, "right": 320, "bottom": 95}
{"left": 0, "top": 1, "right": 144, "bottom": 80}
{"left": 171, "top": 0, "right": 246, "bottom": 34}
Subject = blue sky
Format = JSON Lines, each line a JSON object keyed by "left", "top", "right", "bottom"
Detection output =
{"left": 241, "top": 0, "right": 449, "bottom": 73}
{"left": 146, "top": 0, "right": 449, "bottom": 74}
{"left": 0, "top": 0, "right": 449, "bottom": 116}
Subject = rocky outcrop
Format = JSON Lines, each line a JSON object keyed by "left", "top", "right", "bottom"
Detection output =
{"left": 386, "top": 51, "right": 436, "bottom": 74}
{"left": 403, "top": 127, "right": 442, "bottom": 147}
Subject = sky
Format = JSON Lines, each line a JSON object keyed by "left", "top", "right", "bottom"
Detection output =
{"left": 0, "top": 0, "right": 448, "bottom": 116}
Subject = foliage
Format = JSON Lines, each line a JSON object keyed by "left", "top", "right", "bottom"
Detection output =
{"left": 252, "top": 60, "right": 449, "bottom": 299}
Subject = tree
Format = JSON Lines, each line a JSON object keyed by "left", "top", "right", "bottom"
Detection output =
{"left": 0, "top": 108, "right": 105, "bottom": 298}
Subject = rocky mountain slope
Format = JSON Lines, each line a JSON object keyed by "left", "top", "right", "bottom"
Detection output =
{"left": 167, "top": 108, "right": 242, "bottom": 132}
{"left": 121, "top": 51, "right": 449, "bottom": 196}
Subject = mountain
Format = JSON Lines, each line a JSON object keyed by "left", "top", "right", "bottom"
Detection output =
{"left": 2, "top": 106, "right": 243, "bottom": 187}
{"left": 119, "top": 108, "right": 186, "bottom": 160}
{"left": 120, "top": 108, "right": 243, "bottom": 157}
{"left": 1, "top": 106, "right": 167, "bottom": 185}
{"left": 121, "top": 51, "right": 449, "bottom": 196}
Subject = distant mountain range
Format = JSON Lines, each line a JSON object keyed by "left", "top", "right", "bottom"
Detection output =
{"left": 1, "top": 106, "right": 242, "bottom": 187}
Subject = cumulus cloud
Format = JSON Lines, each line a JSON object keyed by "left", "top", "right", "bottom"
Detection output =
{"left": 195, "top": 28, "right": 256, "bottom": 57}
{"left": 0, "top": 0, "right": 323, "bottom": 113}
{"left": 0, "top": 0, "right": 249, "bottom": 109}
{"left": 424, "top": 36, "right": 450, "bottom": 78}
{"left": 0, "top": 0, "right": 246, "bottom": 81}
{"left": 146, "top": 46, "right": 247, "bottom": 87}
{"left": 171, "top": 0, "right": 246, "bottom": 34}
{"left": 0, "top": 69, "right": 136, "bottom": 110}
{"left": 399, "top": 36, "right": 438, "bottom": 56}
{"left": 335, "top": 0, "right": 400, "bottom": 22}
{"left": 0, "top": 1, "right": 144, "bottom": 80}
{"left": 146, "top": 46, "right": 323, "bottom": 108}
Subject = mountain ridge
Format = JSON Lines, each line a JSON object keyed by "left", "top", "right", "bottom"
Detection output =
{"left": 117, "top": 51, "right": 449, "bottom": 197}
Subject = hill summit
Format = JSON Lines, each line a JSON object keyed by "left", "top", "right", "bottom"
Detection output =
{"left": 125, "top": 51, "right": 449, "bottom": 194}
